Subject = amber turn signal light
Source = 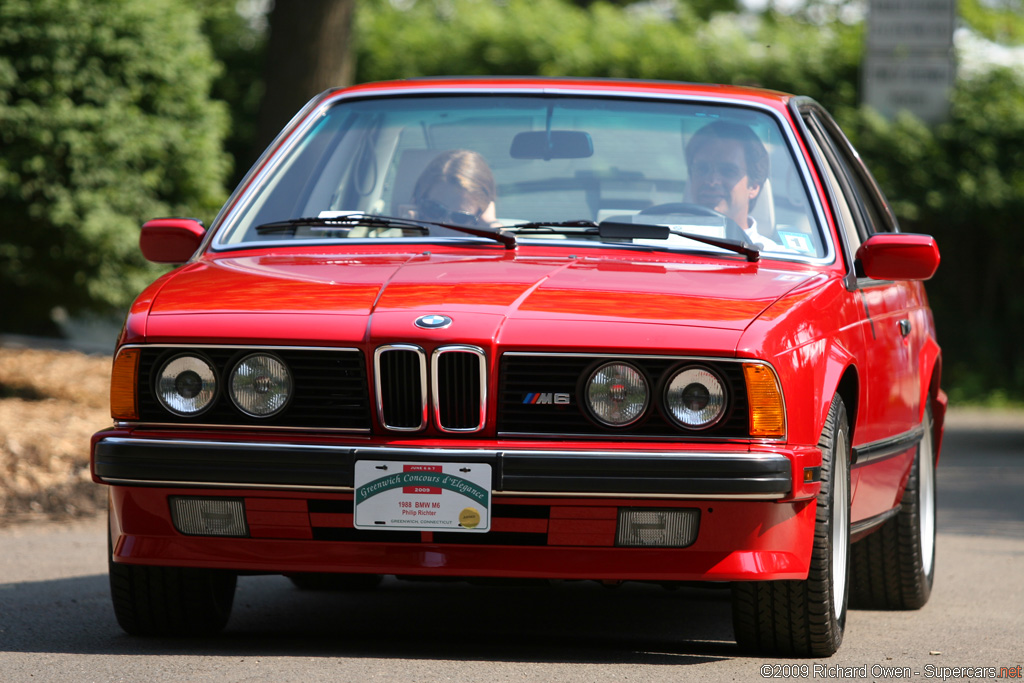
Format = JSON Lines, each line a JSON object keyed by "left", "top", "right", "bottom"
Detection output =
{"left": 110, "top": 348, "right": 140, "bottom": 420}
{"left": 743, "top": 362, "right": 785, "bottom": 438}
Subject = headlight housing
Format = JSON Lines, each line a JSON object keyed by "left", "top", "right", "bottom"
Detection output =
{"left": 156, "top": 354, "right": 217, "bottom": 416}
{"left": 229, "top": 353, "right": 292, "bottom": 417}
{"left": 585, "top": 361, "right": 649, "bottom": 427}
{"left": 664, "top": 365, "right": 728, "bottom": 430}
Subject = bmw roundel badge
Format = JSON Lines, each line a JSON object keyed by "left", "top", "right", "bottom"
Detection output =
{"left": 415, "top": 314, "right": 452, "bottom": 330}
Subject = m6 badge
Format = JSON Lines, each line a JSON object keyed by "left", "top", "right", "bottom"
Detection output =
{"left": 522, "top": 392, "right": 571, "bottom": 405}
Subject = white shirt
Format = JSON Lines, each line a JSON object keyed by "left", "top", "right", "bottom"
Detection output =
{"left": 745, "top": 217, "right": 786, "bottom": 251}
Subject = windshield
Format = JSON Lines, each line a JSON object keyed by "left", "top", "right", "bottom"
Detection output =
{"left": 216, "top": 94, "right": 827, "bottom": 260}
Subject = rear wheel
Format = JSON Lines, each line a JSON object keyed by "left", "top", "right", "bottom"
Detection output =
{"left": 732, "top": 394, "right": 851, "bottom": 657}
{"left": 108, "top": 530, "right": 236, "bottom": 636}
{"left": 850, "top": 402, "right": 936, "bottom": 609}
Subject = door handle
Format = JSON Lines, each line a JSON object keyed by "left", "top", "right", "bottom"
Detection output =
{"left": 898, "top": 319, "right": 912, "bottom": 337}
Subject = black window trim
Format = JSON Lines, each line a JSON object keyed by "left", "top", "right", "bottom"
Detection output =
{"left": 790, "top": 99, "right": 860, "bottom": 289}
{"left": 791, "top": 98, "right": 906, "bottom": 290}
{"left": 804, "top": 112, "right": 873, "bottom": 246}
{"left": 809, "top": 107, "right": 902, "bottom": 236}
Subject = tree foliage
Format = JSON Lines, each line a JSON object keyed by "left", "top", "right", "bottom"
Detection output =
{"left": 193, "top": 0, "right": 267, "bottom": 185}
{"left": 0, "top": 0, "right": 229, "bottom": 334}
{"left": 354, "top": 0, "right": 861, "bottom": 110}
{"left": 851, "top": 70, "right": 1024, "bottom": 402}
{"left": 4, "top": 0, "right": 1023, "bottom": 401}
{"left": 960, "top": 0, "right": 1024, "bottom": 45}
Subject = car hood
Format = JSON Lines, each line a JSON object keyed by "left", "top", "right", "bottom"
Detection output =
{"left": 143, "top": 250, "right": 819, "bottom": 350}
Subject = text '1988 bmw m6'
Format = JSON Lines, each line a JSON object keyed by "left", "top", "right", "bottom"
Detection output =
{"left": 92, "top": 77, "right": 943, "bottom": 657}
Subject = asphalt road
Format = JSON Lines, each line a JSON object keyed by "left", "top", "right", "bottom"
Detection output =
{"left": 1, "top": 411, "right": 1022, "bottom": 683}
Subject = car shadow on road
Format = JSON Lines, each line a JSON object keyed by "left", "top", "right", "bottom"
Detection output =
{"left": 0, "top": 573, "right": 738, "bottom": 664}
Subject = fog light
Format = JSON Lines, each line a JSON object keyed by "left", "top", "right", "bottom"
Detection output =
{"left": 170, "top": 497, "right": 248, "bottom": 537}
{"left": 616, "top": 508, "right": 700, "bottom": 547}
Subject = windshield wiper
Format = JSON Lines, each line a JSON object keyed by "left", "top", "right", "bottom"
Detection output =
{"left": 254, "top": 214, "right": 429, "bottom": 235}
{"left": 424, "top": 220, "right": 517, "bottom": 250}
{"left": 254, "top": 214, "right": 516, "bottom": 250}
{"left": 507, "top": 220, "right": 600, "bottom": 232}
{"left": 598, "top": 221, "right": 761, "bottom": 262}
{"left": 504, "top": 219, "right": 759, "bottom": 261}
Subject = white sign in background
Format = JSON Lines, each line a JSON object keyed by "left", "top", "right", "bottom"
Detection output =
{"left": 866, "top": 0, "right": 956, "bottom": 51}
{"left": 863, "top": 0, "right": 957, "bottom": 124}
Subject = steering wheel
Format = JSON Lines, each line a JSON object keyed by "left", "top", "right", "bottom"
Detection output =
{"left": 638, "top": 202, "right": 748, "bottom": 245}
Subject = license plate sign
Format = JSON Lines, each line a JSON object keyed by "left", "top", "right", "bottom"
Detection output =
{"left": 353, "top": 461, "right": 491, "bottom": 532}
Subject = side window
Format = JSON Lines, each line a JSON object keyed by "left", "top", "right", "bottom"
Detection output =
{"left": 801, "top": 114, "right": 865, "bottom": 253}
{"left": 836, "top": 150, "right": 890, "bottom": 235}
{"left": 810, "top": 112, "right": 898, "bottom": 235}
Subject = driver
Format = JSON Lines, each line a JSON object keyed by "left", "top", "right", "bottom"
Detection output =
{"left": 684, "top": 121, "right": 782, "bottom": 250}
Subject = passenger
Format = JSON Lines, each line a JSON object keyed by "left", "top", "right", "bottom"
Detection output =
{"left": 684, "top": 121, "right": 782, "bottom": 249}
{"left": 407, "top": 149, "right": 500, "bottom": 228}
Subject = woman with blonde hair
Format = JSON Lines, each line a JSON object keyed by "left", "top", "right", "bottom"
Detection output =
{"left": 408, "top": 149, "right": 500, "bottom": 228}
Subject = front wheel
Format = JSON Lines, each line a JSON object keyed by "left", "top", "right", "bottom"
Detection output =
{"left": 732, "top": 394, "right": 851, "bottom": 657}
{"left": 108, "top": 530, "right": 236, "bottom": 636}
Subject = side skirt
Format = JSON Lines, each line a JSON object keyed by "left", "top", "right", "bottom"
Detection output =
{"left": 852, "top": 426, "right": 924, "bottom": 467}
{"left": 850, "top": 505, "right": 901, "bottom": 544}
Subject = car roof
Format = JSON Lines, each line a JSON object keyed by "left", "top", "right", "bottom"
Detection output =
{"left": 323, "top": 76, "right": 797, "bottom": 111}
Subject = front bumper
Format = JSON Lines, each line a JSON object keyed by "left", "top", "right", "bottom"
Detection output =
{"left": 94, "top": 430, "right": 822, "bottom": 582}
{"left": 94, "top": 436, "right": 798, "bottom": 499}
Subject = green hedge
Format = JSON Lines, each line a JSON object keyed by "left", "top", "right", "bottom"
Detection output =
{"left": 355, "top": 0, "right": 861, "bottom": 111}
{"left": 0, "top": 0, "right": 229, "bottom": 335}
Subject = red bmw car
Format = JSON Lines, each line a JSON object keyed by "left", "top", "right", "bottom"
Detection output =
{"left": 92, "top": 77, "right": 943, "bottom": 657}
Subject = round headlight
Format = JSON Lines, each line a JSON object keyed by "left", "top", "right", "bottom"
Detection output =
{"left": 156, "top": 355, "right": 217, "bottom": 416}
{"left": 229, "top": 354, "right": 292, "bottom": 417}
{"left": 585, "top": 362, "right": 649, "bottom": 427}
{"left": 664, "top": 366, "right": 727, "bottom": 430}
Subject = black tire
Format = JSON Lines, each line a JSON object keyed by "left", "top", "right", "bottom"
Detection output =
{"left": 287, "top": 572, "right": 382, "bottom": 591}
{"left": 850, "top": 402, "right": 936, "bottom": 609}
{"left": 732, "top": 394, "right": 851, "bottom": 657}
{"left": 108, "top": 531, "right": 236, "bottom": 636}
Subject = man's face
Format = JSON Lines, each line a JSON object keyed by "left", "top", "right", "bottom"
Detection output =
{"left": 688, "top": 137, "right": 761, "bottom": 228}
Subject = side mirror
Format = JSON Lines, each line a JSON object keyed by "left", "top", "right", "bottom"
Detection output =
{"left": 140, "top": 218, "right": 205, "bottom": 264}
{"left": 510, "top": 130, "right": 594, "bottom": 160}
{"left": 856, "top": 233, "right": 940, "bottom": 281}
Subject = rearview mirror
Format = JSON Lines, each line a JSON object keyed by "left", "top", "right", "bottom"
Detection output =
{"left": 510, "top": 130, "right": 594, "bottom": 160}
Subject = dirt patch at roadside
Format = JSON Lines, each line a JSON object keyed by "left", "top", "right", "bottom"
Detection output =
{"left": 0, "top": 346, "right": 111, "bottom": 525}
